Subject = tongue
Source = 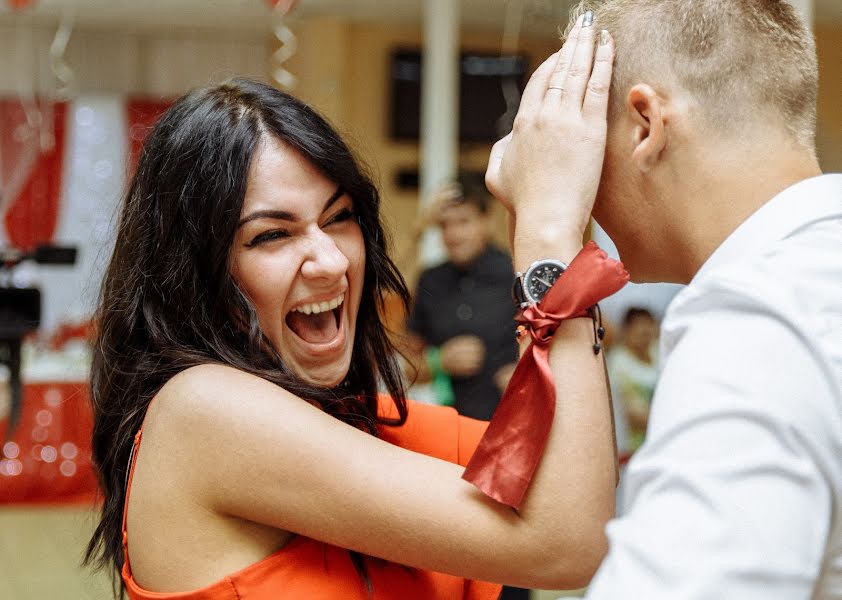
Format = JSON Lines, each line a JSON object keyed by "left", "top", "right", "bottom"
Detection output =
{"left": 286, "top": 310, "right": 339, "bottom": 344}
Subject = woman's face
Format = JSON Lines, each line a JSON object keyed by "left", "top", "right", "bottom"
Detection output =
{"left": 231, "top": 137, "right": 365, "bottom": 387}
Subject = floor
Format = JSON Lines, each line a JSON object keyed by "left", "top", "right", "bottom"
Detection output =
{"left": 0, "top": 506, "right": 582, "bottom": 600}
{"left": 0, "top": 506, "right": 112, "bottom": 600}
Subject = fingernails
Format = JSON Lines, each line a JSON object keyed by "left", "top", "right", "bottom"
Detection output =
{"left": 599, "top": 29, "right": 610, "bottom": 46}
{"left": 583, "top": 10, "right": 594, "bottom": 27}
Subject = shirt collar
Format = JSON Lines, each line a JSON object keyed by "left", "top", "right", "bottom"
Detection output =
{"left": 691, "top": 174, "right": 842, "bottom": 284}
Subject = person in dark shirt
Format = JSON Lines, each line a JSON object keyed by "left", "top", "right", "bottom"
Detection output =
{"left": 407, "top": 180, "right": 518, "bottom": 421}
{"left": 407, "top": 181, "right": 525, "bottom": 600}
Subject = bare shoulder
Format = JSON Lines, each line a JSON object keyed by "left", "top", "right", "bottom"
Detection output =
{"left": 151, "top": 364, "right": 306, "bottom": 434}
{"left": 160, "top": 362, "right": 290, "bottom": 408}
{"left": 141, "top": 364, "right": 324, "bottom": 494}
{"left": 128, "top": 364, "right": 301, "bottom": 588}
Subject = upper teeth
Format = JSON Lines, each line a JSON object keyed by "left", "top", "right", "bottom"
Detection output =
{"left": 292, "top": 293, "right": 344, "bottom": 315}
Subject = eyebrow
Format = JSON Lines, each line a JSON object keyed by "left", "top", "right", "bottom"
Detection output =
{"left": 237, "top": 186, "right": 345, "bottom": 228}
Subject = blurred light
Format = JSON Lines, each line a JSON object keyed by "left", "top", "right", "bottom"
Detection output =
{"left": 44, "top": 388, "right": 63, "bottom": 407}
{"left": 94, "top": 159, "right": 113, "bottom": 180}
{"left": 0, "top": 459, "right": 23, "bottom": 477}
{"left": 2, "top": 441, "right": 20, "bottom": 459}
{"left": 60, "top": 442, "right": 78, "bottom": 460}
{"left": 31, "top": 427, "right": 48, "bottom": 443}
{"left": 76, "top": 106, "right": 94, "bottom": 127}
{"left": 41, "top": 446, "right": 58, "bottom": 463}
{"left": 36, "top": 409, "right": 53, "bottom": 427}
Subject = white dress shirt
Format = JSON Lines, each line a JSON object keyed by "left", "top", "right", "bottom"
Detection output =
{"left": 583, "top": 175, "right": 842, "bottom": 599}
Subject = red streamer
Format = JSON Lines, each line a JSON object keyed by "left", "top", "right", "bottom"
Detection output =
{"left": 2, "top": 100, "right": 66, "bottom": 252}
{"left": 126, "top": 99, "right": 173, "bottom": 178}
{"left": 462, "top": 241, "right": 629, "bottom": 508}
{"left": 7, "top": 0, "right": 35, "bottom": 10}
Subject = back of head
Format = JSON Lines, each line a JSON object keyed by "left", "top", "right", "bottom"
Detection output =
{"left": 622, "top": 306, "right": 655, "bottom": 329}
{"left": 574, "top": 0, "right": 818, "bottom": 151}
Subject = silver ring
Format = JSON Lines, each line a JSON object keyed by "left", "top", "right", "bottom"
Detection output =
{"left": 548, "top": 86, "right": 564, "bottom": 91}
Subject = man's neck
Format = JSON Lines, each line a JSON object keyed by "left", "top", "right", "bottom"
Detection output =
{"left": 664, "top": 145, "right": 822, "bottom": 283}
{"left": 451, "top": 244, "right": 490, "bottom": 271}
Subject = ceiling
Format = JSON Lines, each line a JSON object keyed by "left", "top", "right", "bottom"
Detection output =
{"left": 0, "top": 0, "right": 572, "bottom": 35}
{"left": 2, "top": 0, "right": 840, "bottom": 36}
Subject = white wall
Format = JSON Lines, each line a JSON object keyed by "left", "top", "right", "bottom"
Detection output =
{"left": 33, "top": 95, "right": 125, "bottom": 332}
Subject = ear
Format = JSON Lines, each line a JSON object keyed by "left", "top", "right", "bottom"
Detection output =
{"left": 626, "top": 84, "right": 667, "bottom": 173}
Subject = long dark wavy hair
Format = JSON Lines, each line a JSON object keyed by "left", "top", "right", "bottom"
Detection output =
{"left": 84, "top": 78, "right": 410, "bottom": 594}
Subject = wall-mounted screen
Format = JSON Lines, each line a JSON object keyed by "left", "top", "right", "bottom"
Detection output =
{"left": 390, "top": 49, "right": 528, "bottom": 143}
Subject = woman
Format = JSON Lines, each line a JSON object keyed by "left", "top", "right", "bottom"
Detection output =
{"left": 85, "top": 15, "right": 617, "bottom": 599}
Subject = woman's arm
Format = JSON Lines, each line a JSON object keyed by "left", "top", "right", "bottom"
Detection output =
{"left": 144, "top": 16, "right": 616, "bottom": 591}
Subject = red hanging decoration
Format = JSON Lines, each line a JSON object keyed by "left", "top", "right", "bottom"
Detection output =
{"left": 7, "top": 0, "right": 35, "bottom": 10}
{"left": 125, "top": 98, "right": 173, "bottom": 177}
{"left": 265, "top": 0, "right": 298, "bottom": 12}
{"left": 2, "top": 100, "right": 67, "bottom": 252}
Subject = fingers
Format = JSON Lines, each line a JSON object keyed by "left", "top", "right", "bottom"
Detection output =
{"left": 517, "top": 49, "right": 563, "bottom": 116}
{"left": 545, "top": 15, "right": 584, "bottom": 101}
{"left": 560, "top": 11, "right": 599, "bottom": 110}
{"left": 485, "top": 132, "right": 512, "bottom": 207}
{"left": 582, "top": 30, "right": 615, "bottom": 121}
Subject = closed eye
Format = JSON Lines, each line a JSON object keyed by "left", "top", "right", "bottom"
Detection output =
{"left": 324, "top": 207, "right": 356, "bottom": 227}
{"left": 245, "top": 229, "right": 290, "bottom": 247}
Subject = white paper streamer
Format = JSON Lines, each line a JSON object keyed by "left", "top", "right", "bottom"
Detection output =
{"left": 270, "top": 3, "right": 298, "bottom": 90}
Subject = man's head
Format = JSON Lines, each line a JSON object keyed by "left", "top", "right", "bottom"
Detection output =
{"left": 620, "top": 307, "right": 657, "bottom": 355}
{"left": 570, "top": 0, "right": 820, "bottom": 283}
{"left": 434, "top": 180, "right": 494, "bottom": 268}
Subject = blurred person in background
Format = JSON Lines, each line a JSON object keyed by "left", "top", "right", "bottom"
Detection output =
{"left": 84, "top": 20, "right": 620, "bottom": 598}
{"left": 606, "top": 306, "right": 658, "bottom": 459}
{"left": 494, "top": 1, "right": 840, "bottom": 597}
{"left": 406, "top": 180, "right": 518, "bottom": 422}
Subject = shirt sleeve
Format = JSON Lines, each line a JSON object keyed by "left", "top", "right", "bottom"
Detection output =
{"left": 585, "top": 306, "right": 837, "bottom": 599}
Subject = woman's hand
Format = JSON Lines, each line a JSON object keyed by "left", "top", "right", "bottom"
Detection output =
{"left": 486, "top": 14, "right": 614, "bottom": 263}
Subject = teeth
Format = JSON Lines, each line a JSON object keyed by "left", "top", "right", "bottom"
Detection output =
{"left": 292, "top": 293, "right": 344, "bottom": 315}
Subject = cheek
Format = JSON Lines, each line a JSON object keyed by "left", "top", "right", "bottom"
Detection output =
{"left": 233, "top": 252, "right": 297, "bottom": 323}
{"left": 594, "top": 155, "right": 628, "bottom": 229}
{"left": 338, "top": 227, "right": 366, "bottom": 286}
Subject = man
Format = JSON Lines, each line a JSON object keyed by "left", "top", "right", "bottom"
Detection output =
{"left": 407, "top": 180, "right": 518, "bottom": 421}
{"left": 407, "top": 182, "right": 526, "bottom": 600}
{"left": 487, "top": 1, "right": 840, "bottom": 597}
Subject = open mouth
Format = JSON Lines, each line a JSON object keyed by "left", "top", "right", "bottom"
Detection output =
{"left": 285, "top": 293, "right": 344, "bottom": 345}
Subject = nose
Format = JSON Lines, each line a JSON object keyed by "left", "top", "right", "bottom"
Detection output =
{"left": 300, "top": 227, "right": 349, "bottom": 283}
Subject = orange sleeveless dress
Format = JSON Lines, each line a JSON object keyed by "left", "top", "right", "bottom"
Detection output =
{"left": 121, "top": 398, "right": 503, "bottom": 600}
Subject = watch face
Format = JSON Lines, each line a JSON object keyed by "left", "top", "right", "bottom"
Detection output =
{"left": 525, "top": 261, "right": 566, "bottom": 303}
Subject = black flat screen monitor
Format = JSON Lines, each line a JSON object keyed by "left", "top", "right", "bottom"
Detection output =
{"left": 390, "top": 49, "right": 528, "bottom": 143}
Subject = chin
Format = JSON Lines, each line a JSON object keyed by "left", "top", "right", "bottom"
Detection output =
{"left": 295, "top": 361, "right": 350, "bottom": 388}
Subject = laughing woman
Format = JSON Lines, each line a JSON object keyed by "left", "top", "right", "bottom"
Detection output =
{"left": 85, "top": 16, "right": 618, "bottom": 600}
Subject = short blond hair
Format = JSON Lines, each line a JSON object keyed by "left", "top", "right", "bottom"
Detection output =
{"left": 567, "top": 0, "right": 818, "bottom": 149}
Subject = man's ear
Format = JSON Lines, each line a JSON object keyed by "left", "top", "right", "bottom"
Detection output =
{"left": 626, "top": 84, "right": 667, "bottom": 173}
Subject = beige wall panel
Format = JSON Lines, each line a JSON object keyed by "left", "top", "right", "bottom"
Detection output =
{"left": 816, "top": 25, "right": 842, "bottom": 172}
{"left": 288, "top": 21, "right": 559, "bottom": 283}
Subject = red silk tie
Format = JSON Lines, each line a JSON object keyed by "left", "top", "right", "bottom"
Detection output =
{"left": 462, "top": 241, "right": 629, "bottom": 509}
